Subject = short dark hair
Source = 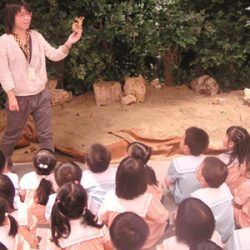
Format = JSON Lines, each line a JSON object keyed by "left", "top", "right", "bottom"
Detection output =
{"left": 110, "top": 212, "right": 149, "bottom": 250}
{"left": 54, "top": 161, "right": 82, "bottom": 187}
{"left": 116, "top": 157, "right": 147, "bottom": 199}
{"left": 202, "top": 157, "right": 228, "bottom": 188}
{"left": 185, "top": 127, "right": 209, "bottom": 156}
{"left": 176, "top": 198, "right": 215, "bottom": 247}
{"left": 190, "top": 240, "right": 223, "bottom": 250}
{"left": 0, "top": 150, "right": 6, "bottom": 173}
{"left": 85, "top": 144, "right": 111, "bottom": 173}
{"left": 4, "top": 0, "right": 31, "bottom": 34}
{"left": 127, "top": 142, "right": 152, "bottom": 165}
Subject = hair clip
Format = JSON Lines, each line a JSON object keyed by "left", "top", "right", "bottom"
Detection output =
{"left": 39, "top": 163, "right": 48, "bottom": 169}
{"left": 74, "top": 180, "right": 79, "bottom": 185}
{"left": 5, "top": 212, "right": 8, "bottom": 217}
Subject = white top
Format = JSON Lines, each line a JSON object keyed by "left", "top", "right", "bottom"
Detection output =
{"left": 226, "top": 228, "right": 250, "bottom": 250}
{"left": 11, "top": 201, "right": 29, "bottom": 226}
{"left": 19, "top": 171, "right": 57, "bottom": 191}
{"left": 167, "top": 155, "right": 204, "bottom": 203}
{"left": 81, "top": 167, "right": 116, "bottom": 214}
{"left": 99, "top": 190, "right": 152, "bottom": 217}
{"left": 191, "top": 183, "right": 234, "bottom": 242}
{"left": 0, "top": 223, "right": 19, "bottom": 250}
{"left": 58, "top": 218, "right": 109, "bottom": 248}
{"left": 0, "top": 30, "right": 68, "bottom": 95}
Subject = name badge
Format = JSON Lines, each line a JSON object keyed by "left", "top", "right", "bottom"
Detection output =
{"left": 27, "top": 67, "right": 36, "bottom": 80}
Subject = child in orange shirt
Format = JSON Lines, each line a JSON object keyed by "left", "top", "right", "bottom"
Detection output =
{"left": 127, "top": 142, "right": 164, "bottom": 200}
{"left": 234, "top": 153, "right": 250, "bottom": 228}
{"left": 219, "top": 126, "right": 250, "bottom": 193}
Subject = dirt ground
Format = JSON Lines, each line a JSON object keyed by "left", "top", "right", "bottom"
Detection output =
{"left": 1, "top": 84, "right": 250, "bottom": 162}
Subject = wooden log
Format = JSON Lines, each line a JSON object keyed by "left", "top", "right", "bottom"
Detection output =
{"left": 93, "top": 81, "right": 122, "bottom": 106}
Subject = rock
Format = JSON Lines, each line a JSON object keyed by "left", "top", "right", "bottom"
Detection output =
{"left": 124, "top": 76, "right": 147, "bottom": 102}
{"left": 49, "top": 89, "right": 72, "bottom": 106}
{"left": 93, "top": 81, "right": 122, "bottom": 106}
{"left": 243, "top": 88, "right": 250, "bottom": 105}
{"left": 212, "top": 97, "right": 226, "bottom": 105}
{"left": 191, "top": 75, "right": 220, "bottom": 96}
{"left": 121, "top": 94, "right": 137, "bottom": 105}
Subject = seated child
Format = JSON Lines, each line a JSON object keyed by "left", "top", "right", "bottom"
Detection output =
{"left": 156, "top": 198, "right": 223, "bottom": 250}
{"left": 191, "top": 156, "right": 234, "bottom": 243}
{"left": 49, "top": 182, "right": 112, "bottom": 250}
{"left": 127, "top": 142, "right": 164, "bottom": 200}
{"left": 81, "top": 143, "right": 116, "bottom": 214}
{"left": 165, "top": 127, "right": 209, "bottom": 203}
{"left": 99, "top": 156, "right": 169, "bottom": 249}
{"left": 219, "top": 126, "right": 250, "bottom": 193}
{"left": 110, "top": 212, "right": 149, "bottom": 250}
{"left": 19, "top": 149, "right": 57, "bottom": 224}
{"left": 0, "top": 197, "right": 21, "bottom": 250}
{"left": 0, "top": 174, "right": 38, "bottom": 248}
{"left": 45, "top": 161, "right": 82, "bottom": 221}
{"left": 0, "top": 150, "right": 19, "bottom": 207}
{"left": 226, "top": 227, "right": 250, "bottom": 250}
{"left": 233, "top": 153, "right": 250, "bottom": 228}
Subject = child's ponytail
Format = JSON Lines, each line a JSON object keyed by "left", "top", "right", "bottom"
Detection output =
{"left": 82, "top": 208, "right": 103, "bottom": 229}
{"left": 36, "top": 178, "right": 54, "bottom": 205}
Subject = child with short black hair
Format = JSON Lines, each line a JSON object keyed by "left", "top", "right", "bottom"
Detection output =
{"left": 192, "top": 157, "right": 234, "bottom": 243}
{"left": 99, "top": 156, "right": 169, "bottom": 249}
{"left": 233, "top": 153, "right": 250, "bottom": 228}
{"left": 81, "top": 143, "right": 116, "bottom": 214}
{"left": 19, "top": 149, "right": 57, "bottom": 224}
{"left": 157, "top": 198, "right": 223, "bottom": 250}
{"left": 219, "top": 126, "right": 250, "bottom": 193}
{"left": 165, "top": 127, "right": 209, "bottom": 203}
{"left": 45, "top": 161, "right": 82, "bottom": 221}
{"left": 127, "top": 142, "right": 164, "bottom": 200}
{"left": 110, "top": 212, "right": 149, "bottom": 250}
{"left": 49, "top": 182, "right": 112, "bottom": 249}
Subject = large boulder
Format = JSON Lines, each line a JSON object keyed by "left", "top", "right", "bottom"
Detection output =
{"left": 191, "top": 75, "right": 220, "bottom": 96}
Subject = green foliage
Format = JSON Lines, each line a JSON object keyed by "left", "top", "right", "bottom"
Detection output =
{"left": 0, "top": 0, "right": 249, "bottom": 104}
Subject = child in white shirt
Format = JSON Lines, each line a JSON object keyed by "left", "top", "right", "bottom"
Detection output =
{"left": 81, "top": 143, "right": 116, "bottom": 214}
{"left": 191, "top": 156, "right": 234, "bottom": 243}
{"left": 165, "top": 127, "right": 209, "bottom": 203}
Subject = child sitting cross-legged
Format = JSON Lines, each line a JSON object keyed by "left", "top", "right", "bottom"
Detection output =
{"left": 192, "top": 156, "right": 234, "bottom": 243}
{"left": 165, "top": 127, "right": 209, "bottom": 204}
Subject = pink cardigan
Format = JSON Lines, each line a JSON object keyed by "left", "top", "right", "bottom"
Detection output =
{"left": 0, "top": 30, "right": 68, "bottom": 96}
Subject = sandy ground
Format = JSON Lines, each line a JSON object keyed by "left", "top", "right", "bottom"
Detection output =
{"left": 1, "top": 84, "right": 250, "bottom": 162}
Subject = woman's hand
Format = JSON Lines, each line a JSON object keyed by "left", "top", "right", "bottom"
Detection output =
{"left": 66, "top": 29, "right": 83, "bottom": 47}
{"left": 7, "top": 90, "right": 19, "bottom": 111}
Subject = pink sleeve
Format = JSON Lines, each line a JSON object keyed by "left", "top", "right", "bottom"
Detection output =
{"left": 100, "top": 225, "right": 111, "bottom": 243}
{"left": 234, "top": 182, "right": 250, "bottom": 205}
{"left": 0, "top": 37, "right": 15, "bottom": 93}
{"left": 147, "top": 197, "right": 169, "bottom": 224}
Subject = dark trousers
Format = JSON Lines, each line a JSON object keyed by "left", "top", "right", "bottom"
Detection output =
{"left": 0, "top": 89, "right": 54, "bottom": 161}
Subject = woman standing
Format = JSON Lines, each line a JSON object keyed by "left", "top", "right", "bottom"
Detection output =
{"left": 0, "top": 0, "right": 82, "bottom": 164}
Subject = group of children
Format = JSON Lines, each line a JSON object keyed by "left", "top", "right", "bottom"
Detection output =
{"left": 0, "top": 125, "right": 250, "bottom": 249}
